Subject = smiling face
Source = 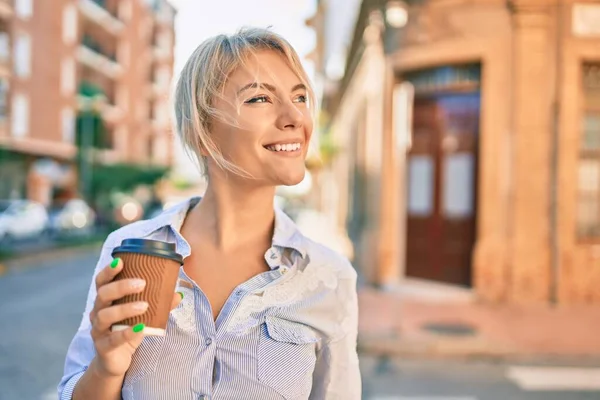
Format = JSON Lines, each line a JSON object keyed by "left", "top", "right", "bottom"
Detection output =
{"left": 206, "top": 49, "right": 313, "bottom": 187}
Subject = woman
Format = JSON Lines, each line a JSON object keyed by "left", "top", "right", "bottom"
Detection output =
{"left": 58, "top": 28, "right": 361, "bottom": 400}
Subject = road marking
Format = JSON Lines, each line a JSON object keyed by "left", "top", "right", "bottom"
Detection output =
{"left": 507, "top": 366, "right": 600, "bottom": 391}
{"left": 40, "top": 387, "right": 57, "bottom": 400}
{"left": 370, "top": 397, "right": 478, "bottom": 400}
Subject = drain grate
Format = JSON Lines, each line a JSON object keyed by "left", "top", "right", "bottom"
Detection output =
{"left": 421, "top": 322, "right": 478, "bottom": 337}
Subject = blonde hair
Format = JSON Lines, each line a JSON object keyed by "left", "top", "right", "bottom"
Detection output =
{"left": 174, "top": 27, "right": 316, "bottom": 177}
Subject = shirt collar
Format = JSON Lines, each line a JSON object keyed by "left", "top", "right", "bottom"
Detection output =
{"left": 150, "top": 196, "right": 307, "bottom": 259}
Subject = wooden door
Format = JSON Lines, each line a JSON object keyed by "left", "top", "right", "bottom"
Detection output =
{"left": 405, "top": 92, "right": 480, "bottom": 286}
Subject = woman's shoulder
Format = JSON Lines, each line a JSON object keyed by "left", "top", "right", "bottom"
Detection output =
{"left": 302, "top": 236, "right": 357, "bottom": 282}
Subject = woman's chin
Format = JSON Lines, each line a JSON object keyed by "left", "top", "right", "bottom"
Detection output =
{"left": 278, "top": 170, "right": 306, "bottom": 187}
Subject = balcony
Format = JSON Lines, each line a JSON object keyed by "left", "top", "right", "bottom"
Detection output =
{"left": 76, "top": 82, "right": 124, "bottom": 126}
{"left": 0, "top": 31, "right": 9, "bottom": 78}
{"left": 151, "top": 0, "right": 175, "bottom": 27}
{"left": 0, "top": 0, "right": 12, "bottom": 19}
{"left": 152, "top": 45, "right": 170, "bottom": 62}
{"left": 77, "top": 37, "right": 122, "bottom": 80}
{"left": 78, "top": 0, "right": 124, "bottom": 36}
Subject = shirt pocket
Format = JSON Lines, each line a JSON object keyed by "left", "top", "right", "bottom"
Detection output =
{"left": 258, "top": 316, "right": 320, "bottom": 399}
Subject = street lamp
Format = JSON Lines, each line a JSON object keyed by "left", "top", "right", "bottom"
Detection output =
{"left": 385, "top": 1, "right": 408, "bottom": 29}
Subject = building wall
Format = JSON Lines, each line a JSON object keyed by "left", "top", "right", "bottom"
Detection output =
{"left": 327, "top": 0, "right": 600, "bottom": 304}
{"left": 557, "top": 1, "right": 600, "bottom": 304}
{"left": 0, "top": 0, "right": 176, "bottom": 203}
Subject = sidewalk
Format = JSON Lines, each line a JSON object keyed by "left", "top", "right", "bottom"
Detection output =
{"left": 358, "top": 279, "right": 600, "bottom": 361}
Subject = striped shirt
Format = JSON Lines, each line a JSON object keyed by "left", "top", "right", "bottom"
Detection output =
{"left": 58, "top": 197, "right": 361, "bottom": 399}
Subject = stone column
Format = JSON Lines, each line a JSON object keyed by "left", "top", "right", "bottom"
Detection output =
{"left": 508, "top": 0, "right": 554, "bottom": 303}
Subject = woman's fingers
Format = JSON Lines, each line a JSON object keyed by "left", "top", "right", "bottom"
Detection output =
{"left": 170, "top": 291, "right": 184, "bottom": 310}
{"left": 96, "top": 324, "right": 145, "bottom": 354}
{"left": 93, "top": 302, "right": 149, "bottom": 333}
{"left": 95, "top": 278, "right": 146, "bottom": 310}
{"left": 94, "top": 258, "right": 123, "bottom": 289}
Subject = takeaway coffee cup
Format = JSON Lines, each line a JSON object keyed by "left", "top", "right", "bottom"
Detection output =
{"left": 110, "top": 238, "right": 183, "bottom": 336}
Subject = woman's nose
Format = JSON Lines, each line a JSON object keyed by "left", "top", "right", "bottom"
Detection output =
{"left": 277, "top": 101, "right": 304, "bottom": 130}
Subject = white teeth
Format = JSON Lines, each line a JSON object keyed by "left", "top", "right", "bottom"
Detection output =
{"left": 266, "top": 142, "right": 301, "bottom": 152}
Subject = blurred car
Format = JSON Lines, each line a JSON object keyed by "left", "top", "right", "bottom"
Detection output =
{"left": 0, "top": 200, "right": 49, "bottom": 243}
{"left": 47, "top": 199, "right": 96, "bottom": 237}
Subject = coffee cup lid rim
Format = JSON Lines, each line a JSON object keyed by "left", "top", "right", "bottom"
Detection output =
{"left": 111, "top": 238, "right": 183, "bottom": 265}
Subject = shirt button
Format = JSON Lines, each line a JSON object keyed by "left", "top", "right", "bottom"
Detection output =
{"left": 280, "top": 267, "right": 288, "bottom": 275}
{"left": 205, "top": 338, "right": 213, "bottom": 346}
{"left": 235, "top": 289, "right": 243, "bottom": 297}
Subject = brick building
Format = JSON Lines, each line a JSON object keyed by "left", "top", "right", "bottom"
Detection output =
{"left": 0, "top": 0, "right": 176, "bottom": 205}
{"left": 311, "top": 0, "right": 600, "bottom": 305}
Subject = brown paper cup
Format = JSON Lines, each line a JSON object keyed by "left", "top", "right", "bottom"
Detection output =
{"left": 110, "top": 239, "right": 183, "bottom": 336}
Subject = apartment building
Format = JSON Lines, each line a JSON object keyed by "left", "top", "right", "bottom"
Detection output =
{"left": 0, "top": 0, "right": 176, "bottom": 205}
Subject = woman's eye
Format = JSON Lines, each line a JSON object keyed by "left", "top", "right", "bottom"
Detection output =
{"left": 246, "top": 95, "right": 269, "bottom": 104}
{"left": 294, "top": 95, "right": 308, "bottom": 103}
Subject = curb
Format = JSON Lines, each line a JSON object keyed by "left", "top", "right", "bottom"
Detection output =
{"left": 358, "top": 335, "right": 600, "bottom": 364}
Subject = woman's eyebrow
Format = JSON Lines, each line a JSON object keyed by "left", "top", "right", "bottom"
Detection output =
{"left": 291, "top": 83, "right": 306, "bottom": 92}
{"left": 237, "top": 82, "right": 306, "bottom": 96}
{"left": 237, "top": 82, "right": 276, "bottom": 96}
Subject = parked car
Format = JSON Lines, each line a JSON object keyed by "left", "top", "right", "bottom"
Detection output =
{"left": 47, "top": 199, "right": 96, "bottom": 237}
{"left": 0, "top": 200, "right": 49, "bottom": 243}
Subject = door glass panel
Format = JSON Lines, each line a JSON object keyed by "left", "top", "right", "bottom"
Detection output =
{"left": 443, "top": 153, "right": 474, "bottom": 218}
{"left": 408, "top": 155, "right": 434, "bottom": 216}
{"left": 582, "top": 113, "right": 600, "bottom": 150}
{"left": 577, "top": 159, "right": 600, "bottom": 236}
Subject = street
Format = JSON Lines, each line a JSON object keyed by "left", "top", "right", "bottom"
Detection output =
{"left": 1, "top": 248, "right": 599, "bottom": 400}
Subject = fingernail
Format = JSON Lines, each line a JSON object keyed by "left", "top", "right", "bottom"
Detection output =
{"left": 132, "top": 323, "right": 145, "bottom": 333}
{"left": 178, "top": 292, "right": 184, "bottom": 300}
{"left": 129, "top": 279, "right": 146, "bottom": 290}
{"left": 133, "top": 302, "right": 149, "bottom": 311}
{"left": 110, "top": 258, "right": 120, "bottom": 268}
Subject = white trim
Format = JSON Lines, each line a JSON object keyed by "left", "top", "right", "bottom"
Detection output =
{"left": 111, "top": 324, "right": 166, "bottom": 336}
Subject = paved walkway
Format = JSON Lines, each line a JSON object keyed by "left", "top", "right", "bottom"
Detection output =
{"left": 358, "top": 279, "right": 600, "bottom": 360}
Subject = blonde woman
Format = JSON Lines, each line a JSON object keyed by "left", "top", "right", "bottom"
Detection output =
{"left": 58, "top": 28, "right": 361, "bottom": 400}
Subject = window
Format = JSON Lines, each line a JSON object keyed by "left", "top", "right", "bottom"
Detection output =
{"left": 63, "top": 4, "right": 78, "bottom": 44}
{"left": 16, "top": 0, "right": 33, "bottom": 19}
{"left": 13, "top": 34, "right": 31, "bottom": 78}
{"left": 61, "top": 58, "right": 75, "bottom": 95}
{"left": 577, "top": 63, "right": 600, "bottom": 238}
{"left": 11, "top": 94, "right": 29, "bottom": 137}
{"left": 62, "top": 107, "right": 75, "bottom": 143}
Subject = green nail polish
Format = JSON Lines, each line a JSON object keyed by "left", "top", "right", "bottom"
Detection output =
{"left": 132, "top": 323, "right": 145, "bottom": 333}
{"left": 110, "top": 258, "right": 120, "bottom": 268}
{"left": 178, "top": 292, "right": 184, "bottom": 300}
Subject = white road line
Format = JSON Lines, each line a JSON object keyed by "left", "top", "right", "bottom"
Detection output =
{"left": 370, "top": 397, "right": 478, "bottom": 400}
{"left": 507, "top": 366, "right": 600, "bottom": 391}
{"left": 40, "top": 387, "right": 57, "bottom": 400}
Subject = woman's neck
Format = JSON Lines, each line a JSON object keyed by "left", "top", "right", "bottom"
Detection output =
{"left": 186, "top": 178, "right": 276, "bottom": 252}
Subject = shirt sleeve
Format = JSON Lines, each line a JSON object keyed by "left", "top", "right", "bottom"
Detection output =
{"left": 309, "top": 273, "right": 361, "bottom": 399}
{"left": 57, "top": 238, "right": 114, "bottom": 400}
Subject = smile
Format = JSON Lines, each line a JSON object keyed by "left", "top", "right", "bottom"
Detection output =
{"left": 264, "top": 142, "right": 302, "bottom": 152}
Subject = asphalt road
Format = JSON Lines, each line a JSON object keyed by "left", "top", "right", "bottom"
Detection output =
{"left": 1, "top": 247, "right": 599, "bottom": 400}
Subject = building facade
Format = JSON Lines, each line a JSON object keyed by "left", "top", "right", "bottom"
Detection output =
{"left": 315, "top": 0, "right": 600, "bottom": 305}
{"left": 0, "top": 0, "right": 176, "bottom": 205}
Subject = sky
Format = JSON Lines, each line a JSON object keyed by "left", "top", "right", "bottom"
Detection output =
{"left": 169, "top": 0, "right": 317, "bottom": 181}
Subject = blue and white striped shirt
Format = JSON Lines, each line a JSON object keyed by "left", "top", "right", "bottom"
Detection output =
{"left": 58, "top": 197, "right": 361, "bottom": 399}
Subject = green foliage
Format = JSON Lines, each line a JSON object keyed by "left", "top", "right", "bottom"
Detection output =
{"left": 91, "top": 163, "right": 169, "bottom": 195}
